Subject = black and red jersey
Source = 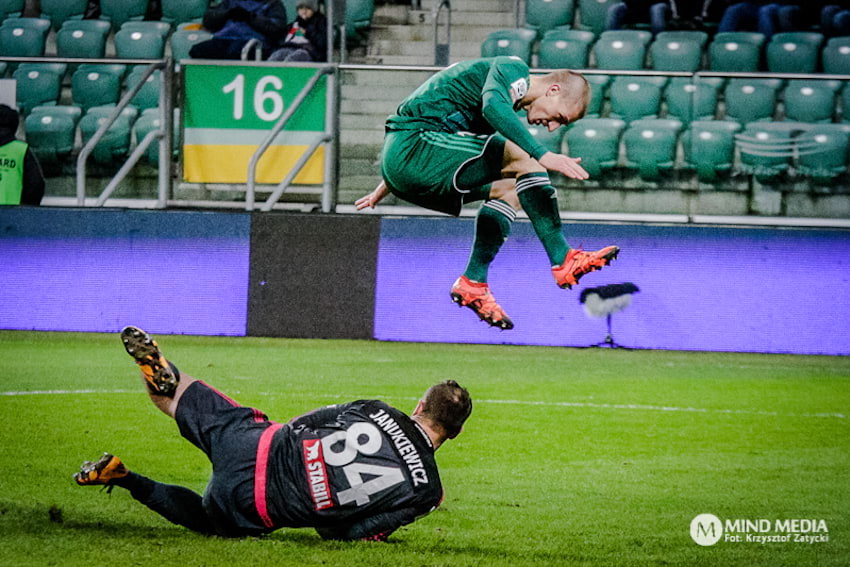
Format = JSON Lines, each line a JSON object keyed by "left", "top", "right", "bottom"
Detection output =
{"left": 265, "top": 400, "right": 443, "bottom": 539}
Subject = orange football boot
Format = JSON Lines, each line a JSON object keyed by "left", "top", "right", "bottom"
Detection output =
{"left": 120, "top": 326, "right": 179, "bottom": 397}
{"left": 450, "top": 276, "right": 514, "bottom": 330}
{"left": 74, "top": 453, "right": 128, "bottom": 487}
{"left": 552, "top": 246, "right": 620, "bottom": 289}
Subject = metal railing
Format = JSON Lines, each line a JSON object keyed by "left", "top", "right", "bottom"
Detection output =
{"left": 432, "top": 0, "right": 451, "bottom": 66}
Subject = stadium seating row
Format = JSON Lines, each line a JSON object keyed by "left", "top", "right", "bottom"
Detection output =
{"left": 530, "top": 118, "right": 850, "bottom": 186}
{"left": 0, "top": 0, "right": 207, "bottom": 31}
{"left": 483, "top": 27, "right": 850, "bottom": 74}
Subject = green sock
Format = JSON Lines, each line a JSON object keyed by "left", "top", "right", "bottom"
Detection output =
{"left": 463, "top": 199, "right": 516, "bottom": 283}
{"left": 517, "top": 173, "right": 570, "bottom": 266}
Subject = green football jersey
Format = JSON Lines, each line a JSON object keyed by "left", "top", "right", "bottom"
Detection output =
{"left": 385, "top": 57, "right": 548, "bottom": 161}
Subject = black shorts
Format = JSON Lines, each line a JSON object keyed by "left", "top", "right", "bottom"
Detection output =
{"left": 176, "top": 381, "right": 284, "bottom": 536}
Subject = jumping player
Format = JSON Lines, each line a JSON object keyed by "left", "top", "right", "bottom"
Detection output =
{"left": 356, "top": 57, "right": 620, "bottom": 330}
{"left": 74, "top": 326, "right": 472, "bottom": 541}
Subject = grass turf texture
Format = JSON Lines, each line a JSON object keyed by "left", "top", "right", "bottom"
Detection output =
{"left": 0, "top": 331, "right": 848, "bottom": 567}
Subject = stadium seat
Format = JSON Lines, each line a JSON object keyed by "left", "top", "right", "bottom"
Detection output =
{"left": 345, "top": 0, "right": 375, "bottom": 43}
{"left": 160, "top": 0, "right": 207, "bottom": 27}
{"left": 736, "top": 121, "right": 802, "bottom": 183}
{"left": 650, "top": 37, "right": 703, "bottom": 72}
{"left": 826, "top": 36, "right": 850, "bottom": 48}
{"left": 608, "top": 77, "right": 661, "bottom": 122}
{"left": 584, "top": 74, "right": 610, "bottom": 117}
{"left": 682, "top": 120, "right": 741, "bottom": 183}
{"left": 712, "top": 31, "right": 766, "bottom": 48}
{"left": 797, "top": 124, "right": 850, "bottom": 185}
{"left": 39, "top": 0, "right": 88, "bottom": 31}
{"left": 170, "top": 28, "right": 213, "bottom": 61}
{"left": 99, "top": 0, "right": 149, "bottom": 30}
{"left": 599, "top": 29, "right": 652, "bottom": 46}
{"left": 114, "top": 26, "right": 166, "bottom": 59}
{"left": 622, "top": 118, "right": 683, "bottom": 181}
{"left": 822, "top": 44, "right": 850, "bottom": 74}
{"left": 79, "top": 104, "right": 140, "bottom": 165}
{"left": 12, "top": 64, "right": 65, "bottom": 114}
{"left": 481, "top": 28, "right": 537, "bottom": 64}
{"left": 0, "top": 18, "right": 49, "bottom": 59}
{"left": 537, "top": 29, "right": 595, "bottom": 69}
{"left": 525, "top": 0, "right": 575, "bottom": 36}
{"left": 766, "top": 40, "right": 818, "bottom": 73}
{"left": 723, "top": 79, "right": 778, "bottom": 124}
{"left": 782, "top": 81, "right": 836, "bottom": 123}
{"left": 664, "top": 78, "right": 717, "bottom": 123}
{"left": 771, "top": 31, "right": 824, "bottom": 49}
{"left": 124, "top": 66, "right": 161, "bottom": 110}
{"left": 592, "top": 37, "right": 646, "bottom": 70}
{"left": 24, "top": 105, "right": 82, "bottom": 165}
{"left": 0, "top": 61, "right": 7, "bottom": 77}
{"left": 708, "top": 38, "right": 761, "bottom": 72}
{"left": 0, "top": 0, "right": 24, "bottom": 18}
{"left": 564, "top": 117, "right": 626, "bottom": 177}
{"left": 655, "top": 30, "right": 709, "bottom": 49}
{"left": 72, "top": 64, "right": 126, "bottom": 111}
{"left": 120, "top": 20, "right": 172, "bottom": 38}
{"left": 132, "top": 107, "right": 162, "bottom": 165}
{"left": 56, "top": 21, "right": 109, "bottom": 61}
{"left": 526, "top": 123, "right": 565, "bottom": 154}
{"left": 577, "top": 0, "right": 618, "bottom": 35}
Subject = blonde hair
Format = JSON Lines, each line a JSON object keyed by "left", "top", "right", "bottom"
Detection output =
{"left": 545, "top": 70, "right": 590, "bottom": 120}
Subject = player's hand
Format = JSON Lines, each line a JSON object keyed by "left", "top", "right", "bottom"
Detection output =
{"left": 538, "top": 151, "right": 590, "bottom": 180}
{"left": 355, "top": 180, "right": 390, "bottom": 210}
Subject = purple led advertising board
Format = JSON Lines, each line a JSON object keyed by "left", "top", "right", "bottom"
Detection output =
{"left": 0, "top": 208, "right": 250, "bottom": 336}
{"left": 374, "top": 217, "right": 850, "bottom": 355}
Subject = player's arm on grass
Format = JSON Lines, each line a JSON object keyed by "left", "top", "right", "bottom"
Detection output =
{"left": 314, "top": 507, "right": 419, "bottom": 541}
{"left": 355, "top": 179, "right": 390, "bottom": 210}
{"left": 481, "top": 59, "right": 588, "bottom": 180}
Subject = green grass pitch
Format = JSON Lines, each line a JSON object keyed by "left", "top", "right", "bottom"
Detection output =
{"left": 0, "top": 330, "right": 848, "bottom": 566}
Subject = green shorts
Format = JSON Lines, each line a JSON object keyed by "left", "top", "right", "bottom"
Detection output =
{"left": 381, "top": 129, "right": 507, "bottom": 216}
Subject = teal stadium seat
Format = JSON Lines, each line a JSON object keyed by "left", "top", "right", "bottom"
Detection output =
{"left": 120, "top": 20, "right": 172, "bottom": 38}
{"left": 723, "top": 79, "right": 778, "bottom": 124}
{"left": 72, "top": 64, "right": 126, "bottom": 111}
{"left": 526, "top": 123, "right": 565, "bottom": 154}
{"left": 650, "top": 37, "right": 703, "bottom": 72}
{"left": 114, "top": 25, "right": 166, "bottom": 59}
{"left": 599, "top": 29, "right": 652, "bottom": 46}
{"left": 160, "top": 0, "right": 208, "bottom": 27}
{"left": 12, "top": 63, "right": 65, "bottom": 114}
{"left": 345, "top": 0, "right": 374, "bottom": 44}
{"left": 592, "top": 36, "right": 646, "bottom": 70}
{"left": 771, "top": 31, "right": 824, "bottom": 49}
{"left": 79, "top": 105, "right": 140, "bottom": 165}
{"left": 99, "top": 0, "right": 149, "bottom": 31}
{"left": 125, "top": 66, "right": 161, "bottom": 110}
{"left": 525, "top": 0, "right": 575, "bottom": 36}
{"left": 622, "top": 118, "right": 683, "bottom": 181}
{"left": 132, "top": 107, "right": 167, "bottom": 165}
{"left": 578, "top": 0, "right": 618, "bottom": 35}
{"left": 537, "top": 29, "right": 595, "bottom": 69}
{"left": 56, "top": 21, "right": 109, "bottom": 60}
{"left": 0, "top": 18, "right": 49, "bottom": 59}
{"left": 664, "top": 78, "right": 717, "bottom": 123}
{"left": 584, "top": 74, "right": 609, "bottom": 117}
{"left": 822, "top": 44, "right": 850, "bottom": 74}
{"left": 608, "top": 77, "right": 661, "bottom": 122}
{"left": 654, "top": 30, "right": 709, "bottom": 49}
{"left": 709, "top": 37, "right": 761, "bottom": 72}
{"left": 39, "top": 0, "right": 88, "bottom": 31}
{"left": 766, "top": 39, "right": 818, "bottom": 73}
{"left": 782, "top": 81, "right": 836, "bottom": 123}
{"left": 0, "top": 0, "right": 24, "bottom": 18}
{"left": 682, "top": 120, "right": 741, "bottom": 183}
{"left": 24, "top": 105, "right": 83, "bottom": 165}
{"left": 712, "top": 31, "right": 765, "bottom": 48}
{"left": 0, "top": 61, "right": 6, "bottom": 76}
{"left": 736, "top": 121, "right": 803, "bottom": 183}
{"left": 481, "top": 28, "right": 537, "bottom": 64}
{"left": 170, "top": 28, "right": 213, "bottom": 61}
{"left": 564, "top": 117, "right": 625, "bottom": 177}
{"left": 797, "top": 124, "right": 850, "bottom": 186}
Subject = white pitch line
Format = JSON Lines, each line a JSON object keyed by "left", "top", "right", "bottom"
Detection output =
{"left": 2, "top": 389, "right": 845, "bottom": 420}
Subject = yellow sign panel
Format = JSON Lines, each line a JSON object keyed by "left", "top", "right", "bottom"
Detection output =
{"left": 183, "top": 145, "right": 325, "bottom": 185}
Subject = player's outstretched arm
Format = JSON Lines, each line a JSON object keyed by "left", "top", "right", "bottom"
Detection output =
{"left": 355, "top": 179, "right": 390, "bottom": 210}
{"left": 538, "top": 151, "right": 589, "bottom": 180}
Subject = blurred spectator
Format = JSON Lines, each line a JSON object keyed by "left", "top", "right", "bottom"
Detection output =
{"left": 0, "top": 105, "right": 44, "bottom": 206}
{"left": 606, "top": 1, "right": 670, "bottom": 35}
{"left": 268, "top": 0, "right": 328, "bottom": 62}
{"left": 717, "top": 1, "right": 800, "bottom": 38}
{"left": 190, "top": 0, "right": 288, "bottom": 60}
{"left": 667, "top": 0, "right": 725, "bottom": 30}
{"left": 822, "top": 2, "right": 850, "bottom": 36}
